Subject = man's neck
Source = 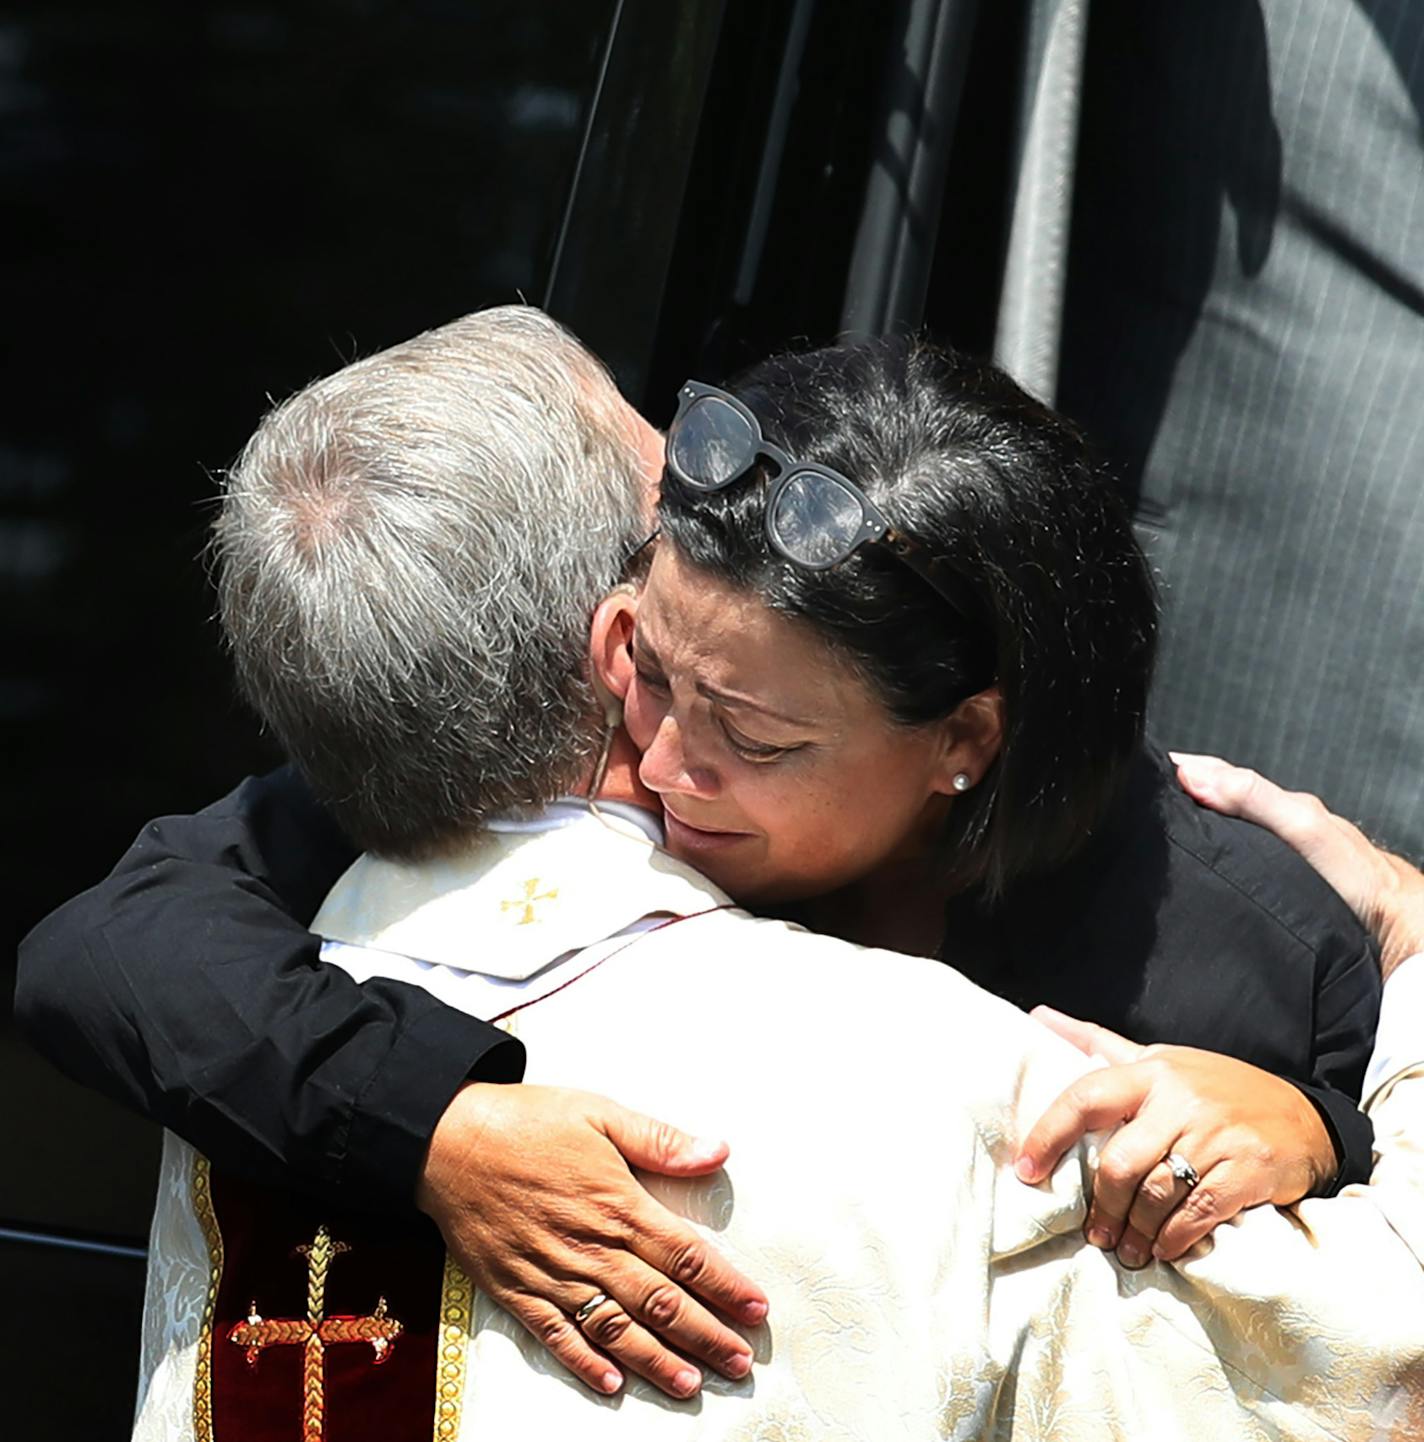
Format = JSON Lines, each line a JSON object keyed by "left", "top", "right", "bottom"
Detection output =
{"left": 579, "top": 723, "right": 662, "bottom": 822}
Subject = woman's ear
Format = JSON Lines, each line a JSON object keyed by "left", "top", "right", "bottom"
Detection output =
{"left": 588, "top": 584, "right": 640, "bottom": 717}
{"left": 933, "top": 685, "right": 1004, "bottom": 796}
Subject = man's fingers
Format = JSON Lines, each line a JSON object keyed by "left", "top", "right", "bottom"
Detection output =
{"left": 628, "top": 1202, "right": 769, "bottom": 1328}
{"left": 1172, "top": 752, "right": 1358, "bottom": 884}
{"left": 1169, "top": 752, "right": 1234, "bottom": 807}
{"left": 1171, "top": 753, "right": 1415, "bottom": 959}
{"left": 510, "top": 1295, "right": 625, "bottom": 1396}
{"left": 1030, "top": 1005, "right": 1144, "bottom": 1065}
{"left": 420, "top": 1084, "right": 767, "bottom": 1396}
{"left": 563, "top": 1292, "right": 706, "bottom": 1400}
{"left": 1174, "top": 753, "right": 1328, "bottom": 850}
{"left": 601, "top": 1102, "right": 729, "bottom": 1177}
{"left": 497, "top": 1261, "right": 749, "bottom": 1400}
{"left": 1016, "top": 1065, "right": 1153, "bottom": 1184}
{"left": 1172, "top": 753, "right": 1319, "bottom": 843}
{"left": 1170, "top": 752, "right": 1263, "bottom": 816}
{"left": 594, "top": 1250, "right": 755, "bottom": 1383}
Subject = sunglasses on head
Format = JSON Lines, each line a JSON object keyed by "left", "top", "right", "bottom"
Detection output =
{"left": 665, "top": 381, "right": 976, "bottom": 621}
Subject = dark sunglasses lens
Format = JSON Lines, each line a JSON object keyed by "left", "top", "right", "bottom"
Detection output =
{"left": 769, "top": 472, "right": 867, "bottom": 566}
{"left": 670, "top": 396, "right": 757, "bottom": 489}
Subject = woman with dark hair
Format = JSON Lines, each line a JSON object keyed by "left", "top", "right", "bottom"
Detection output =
{"left": 619, "top": 335, "right": 1378, "bottom": 1264}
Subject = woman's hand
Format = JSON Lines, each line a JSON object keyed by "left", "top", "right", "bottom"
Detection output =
{"left": 1016, "top": 1009, "right": 1337, "bottom": 1266}
{"left": 416, "top": 1083, "right": 767, "bottom": 1398}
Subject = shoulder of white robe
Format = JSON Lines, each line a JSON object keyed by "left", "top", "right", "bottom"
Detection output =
{"left": 1362, "top": 954, "right": 1424, "bottom": 1111}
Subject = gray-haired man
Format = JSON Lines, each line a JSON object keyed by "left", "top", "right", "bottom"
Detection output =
{"left": 207, "top": 304, "right": 769, "bottom": 1399}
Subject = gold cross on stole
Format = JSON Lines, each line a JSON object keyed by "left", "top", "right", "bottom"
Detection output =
{"left": 228, "top": 1223, "right": 404, "bottom": 1442}
{"left": 500, "top": 877, "right": 558, "bottom": 926}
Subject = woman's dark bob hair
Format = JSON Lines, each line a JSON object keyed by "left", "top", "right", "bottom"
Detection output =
{"left": 657, "top": 336, "right": 1158, "bottom": 899}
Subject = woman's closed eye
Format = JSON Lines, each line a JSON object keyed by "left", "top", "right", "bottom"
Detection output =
{"left": 719, "top": 718, "right": 801, "bottom": 762}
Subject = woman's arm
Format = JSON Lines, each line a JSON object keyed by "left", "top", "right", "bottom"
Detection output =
{"left": 14, "top": 766, "right": 768, "bottom": 1396}
{"left": 1016, "top": 1015, "right": 1340, "bottom": 1264}
{"left": 1016, "top": 755, "right": 1424, "bottom": 1265}
{"left": 15, "top": 764, "right": 520, "bottom": 1200}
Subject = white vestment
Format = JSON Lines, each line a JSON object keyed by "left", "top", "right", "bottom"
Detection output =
{"left": 135, "top": 800, "right": 1424, "bottom": 1441}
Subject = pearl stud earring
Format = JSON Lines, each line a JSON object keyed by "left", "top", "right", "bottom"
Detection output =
{"left": 952, "top": 772, "right": 972, "bottom": 793}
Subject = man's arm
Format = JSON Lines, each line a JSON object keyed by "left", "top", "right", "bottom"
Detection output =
{"left": 16, "top": 765, "right": 520, "bottom": 1203}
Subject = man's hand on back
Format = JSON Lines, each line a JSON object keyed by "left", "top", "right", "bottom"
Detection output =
{"left": 415, "top": 1083, "right": 767, "bottom": 1399}
{"left": 1172, "top": 753, "right": 1424, "bottom": 981}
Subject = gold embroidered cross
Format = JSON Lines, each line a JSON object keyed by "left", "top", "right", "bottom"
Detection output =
{"left": 228, "top": 1224, "right": 403, "bottom": 1442}
{"left": 500, "top": 877, "right": 558, "bottom": 926}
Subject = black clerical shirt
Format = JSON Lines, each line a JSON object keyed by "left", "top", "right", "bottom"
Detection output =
{"left": 16, "top": 744, "right": 1379, "bottom": 1209}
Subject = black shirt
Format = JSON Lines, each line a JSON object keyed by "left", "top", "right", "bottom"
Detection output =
{"left": 16, "top": 745, "right": 1379, "bottom": 1208}
{"left": 944, "top": 744, "right": 1380, "bottom": 1188}
{"left": 15, "top": 766, "right": 522, "bottom": 1209}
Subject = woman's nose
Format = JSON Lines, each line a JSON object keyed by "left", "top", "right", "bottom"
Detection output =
{"left": 638, "top": 713, "right": 719, "bottom": 799}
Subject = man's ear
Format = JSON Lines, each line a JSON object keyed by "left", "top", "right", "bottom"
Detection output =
{"left": 932, "top": 685, "right": 1004, "bottom": 796}
{"left": 589, "top": 584, "right": 639, "bottom": 717}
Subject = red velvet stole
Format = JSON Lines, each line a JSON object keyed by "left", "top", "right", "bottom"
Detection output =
{"left": 206, "top": 1167, "right": 448, "bottom": 1442}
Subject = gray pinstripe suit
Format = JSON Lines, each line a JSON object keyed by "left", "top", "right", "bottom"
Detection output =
{"left": 1014, "top": 1, "right": 1424, "bottom": 854}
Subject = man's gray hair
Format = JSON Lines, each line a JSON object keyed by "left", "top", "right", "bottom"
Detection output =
{"left": 214, "top": 305, "right": 651, "bottom": 858}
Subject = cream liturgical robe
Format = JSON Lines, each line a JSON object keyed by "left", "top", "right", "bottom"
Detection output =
{"left": 134, "top": 801, "right": 1424, "bottom": 1442}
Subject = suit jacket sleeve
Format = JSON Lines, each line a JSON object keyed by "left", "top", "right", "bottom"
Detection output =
{"left": 14, "top": 766, "right": 525, "bottom": 1209}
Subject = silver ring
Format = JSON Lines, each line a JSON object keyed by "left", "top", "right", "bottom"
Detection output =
{"left": 1166, "top": 1152, "right": 1200, "bottom": 1189}
{"left": 574, "top": 1291, "right": 612, "bottom": 1326}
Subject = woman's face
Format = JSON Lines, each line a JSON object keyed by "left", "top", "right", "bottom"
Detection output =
{"left": 623, "top": 543, "right": 963, "bottom": 904}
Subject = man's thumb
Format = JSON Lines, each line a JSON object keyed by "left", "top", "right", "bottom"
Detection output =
{"left": 602, "top": 1106, "right": 730, "bottom": 1176}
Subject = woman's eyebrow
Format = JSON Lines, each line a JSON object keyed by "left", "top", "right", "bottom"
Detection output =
{"left": 635, "top": 629, "right": 815, "bottom": 727}
{"left": 696, "top": 681, "right": 815, "bottom": 728}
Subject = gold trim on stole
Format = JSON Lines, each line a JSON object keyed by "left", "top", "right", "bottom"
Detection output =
{"left": 427, "top": 1013, "right": 516, "bottom": 1436}
{"left": 434, "top": 1255, "right": 473, "bottom": 1440}
{"left": 188, "top": 1151, "right": 466, "bottom": 1442}
{"left": 191, "top": 1152, "right": 223, "bottom": 1442}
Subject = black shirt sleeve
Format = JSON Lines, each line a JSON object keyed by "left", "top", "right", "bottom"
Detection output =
{"left": 14, "top": 766, "right": 525, "bottom": 1210}
{"left": 1294, "top": 1082, "right": 1375, "bottom": 1196}
{"left": 1291, "top": 923, "right": 1384, "bottom": 1193}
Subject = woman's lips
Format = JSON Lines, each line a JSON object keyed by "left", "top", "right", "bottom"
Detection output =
{"left": 662, "top": 808, "right": 754, "bottom": 853}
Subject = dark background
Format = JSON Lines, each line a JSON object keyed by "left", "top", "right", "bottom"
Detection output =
{"left": 1, "top": 1, "right": 1021, "bottom": 1431}
{"left": 3, "top": 0, "right": 618, "bottom": 1234}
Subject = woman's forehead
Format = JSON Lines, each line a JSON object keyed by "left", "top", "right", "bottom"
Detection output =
{"left": 637, "top": 544, "right": 875, "bottom": 726}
